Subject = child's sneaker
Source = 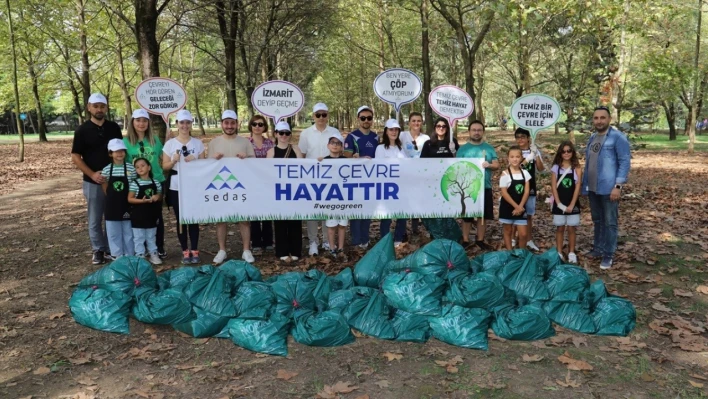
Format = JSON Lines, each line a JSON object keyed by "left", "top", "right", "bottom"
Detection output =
{"left": 158, "top": 250, "right": 167, "bottom": 259}
{"left": 242, "top": 250, "right": 255, "bottom": 263}
{"left": 213, "top": 250, "right": 227, "bottom": 265}
{"left": 330, "top": 248, "right": 338, "bottom": 257}
{"left": 394, "top": 241, "right": 402, "bottom": 248}
{"left": 511, "top": 239, "right": 517, "bottom": 248}
{"left": 558, "top": 252, "right": 565, "bottom": 262}
{"left": 190, "top": 250, "right": 200, "bottom": 264}
{"left": 568, "top": 252, "right": 578, "bottom": 264}
{"left": 181, "top": 250, "right": 191, "bottom": 264}
{"left": 149, "top": 253, "right": 162, "bottom": 265}
{"left": 308, "top": 243, "right": 318, "bottom": 256}
{"left": 600, "top": 257, "right": 613, "bottom": 270}
{"left": 527, "top": 241, "right": 540, "bottom": 251}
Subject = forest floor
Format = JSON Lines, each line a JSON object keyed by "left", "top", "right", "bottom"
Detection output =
{"left": 1, "top": 131, "right": 707, "bottom": 399}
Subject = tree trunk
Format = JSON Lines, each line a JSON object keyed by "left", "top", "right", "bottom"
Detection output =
{"left": 135, "top": 0, "right": 167, "bottom": 142}
{"left": 76, "top": 0, "right": 91, "bottom": 116}
{"left": 688, "top": 0, "right": 702, "bottom": 153}
{"left": 191, "top": 48, "right": 206, "bottom": 136}
{"left": 5, "top": 0, "right": 25, "bottom": 161}
{"left": 216, "top": 0, "right": 239, "bottom": 110}
{"left": 27, "top": 52, "right": 48, "bottom": 142}
{"left": 420, "top": 0, "right": 433, "bottom": 133}
{"left": 610, "top": 0, "right": 631, "bottom": 124}
{"left": 662, "top": 101, "right": 677, "bottom": 141}
{"left": 116, "top": 40, "right": 133, "bottom": 128}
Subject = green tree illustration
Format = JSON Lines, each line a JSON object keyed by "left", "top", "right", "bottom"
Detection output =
{"left": 440, "top": 161, "right": 483, "bottom": 216}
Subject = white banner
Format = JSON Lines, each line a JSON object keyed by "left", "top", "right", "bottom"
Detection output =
{"left": 177, "top": 158, "right": 486, "bottom": 223}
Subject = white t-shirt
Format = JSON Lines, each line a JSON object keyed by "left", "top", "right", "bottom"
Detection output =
{"left": 499, "top": 169, "right": 532, "bottom": 188}
{"left": 400, "top": 131, "right": 430, "bottom": 158}
{"left": 299, "top": 124, "right": 340, "bottom": 159}
{"left": 375, "top": 144, "right": 408, "bottom": 159}
{"left": 163, "top": 137, "right": 205, "bottom": 191}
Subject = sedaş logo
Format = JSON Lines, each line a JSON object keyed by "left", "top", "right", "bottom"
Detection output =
{"left": 206, "top": 166, "right": 245, "bottom": 190}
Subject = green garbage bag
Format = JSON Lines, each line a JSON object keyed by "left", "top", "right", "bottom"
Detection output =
{"left": 328, "top": 286, "right": 378, "bottom": 313}
{"left": 172, "top": 306, "right": 230, "bottom": 338}
{"left": 69, "top": 286, "right": 132, "bottom": 334}
{"left": 157, "top": 267, "right": 198, "bottom": 290}
{"left": 79, "top": 256, "right": 157, "bottom": 296}
{"left": 592, "top": 297, "right": 636, "bottom": 336}
{"left": 132, "top": 286, "right": 196, "bottom": 325}
{"left": 232, "top": 281, "right": 275, "bottom": 319}
{"left": 542, "top": 301, "right": 596, "bottom": 334}
{"left": 391, "top": 308, "right": 431, "bottom": 343}
{"left": 382, "top": 271, "right": 445, "bottom": 316}
{"left": 291, "top": 309, "right": 355, "bottom": 347}
{"left": 218, "top": 260, "right": 262, "bottom": 291}
{"left": 269, "top": 270, "right": 330, "bottom": 318}
{"left": 470, "top": 251, "right": 513, "bottom": 274}
{"left": 342, "top": 288, "right": 395, "bottom": 339}
{"left": 181, "top": 266, "right": 237, "bottom": 317}
{"left": 422, "top": 218, "right": 462, "bottom": 241}
{"left": 545, "top": 265, "right": 590, "bottom": 302}
{"left": 492, "top": 304, "right": 555, "bottom": 341}
{"left": 534, "top": 247, "right": 562, "bottom": 275}
{"left": 445, "top": 272, "right": 515, "bottom": 311}
{"left": 226, "top": 313, "right": 291, "bottom": 356}
{"left": 387, "top": 239, "right": 471, "bottom": 278}
{"left": 328, "top": 268, "right": 354, "bottom": 291}
{"left": 429, "top": 305, "right": 491, "bottom": 350}
{"left": 496, "top": 250, "right": 550, "bottom": 301}
{"left": 583, "top": 280, "right": 608, "bottom": 310}
{"left": 353, "top": 232, "right": 395, "bottom": 288}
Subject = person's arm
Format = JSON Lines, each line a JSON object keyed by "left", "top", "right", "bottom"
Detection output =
{"left": 534, "top": 149, "right": 545, "bottom": 172}
{"left": 128, "top": 191, "right": 143, "bottom": 204}
{"left": 162, "top": 147, "right": 180, "bottom": 171}
{"left": 567, "top": 167, "right": 582, "bottom": 213}
{"left": 374, "top": 145, "right": 383, "bottom": 159}
{"left": 518, "top": 180, "right": 530, "bottom": 210}
{"left": 486, "top": 147, "right": 500, "bottom": 170}
{"left": 71, "top": 153, "right": 104, "bottom": 184}
{"left": 266, "top": 148, "right": 275, "bottom": 158}
{"left": 615, "top": 132, "right": 631, "bottom": 185}
{"left": 343, "top": 134, "right": 355, "bottom": 158}
{"left": 550, "top": 166, "right": 561, "bottom": 206}
{"left": 246, "top": 143, "right": 256, "bottom": 158}
{"left": 298, "top": 130, "right": 308, "bottom": 157}
{"left": 292, "top": 145, "right": 304, "bottom": 158}
{"left": 101, "top": 181, "right": 108, "bottom": 195}
{"left": 420, "top": 142, "right": 430, "bottom": 158}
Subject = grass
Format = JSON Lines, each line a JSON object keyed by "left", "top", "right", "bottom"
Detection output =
{"left": 0, "top": 132, "right": 75, "bottom": 143}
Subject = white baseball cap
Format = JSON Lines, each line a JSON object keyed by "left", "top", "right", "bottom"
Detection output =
{"left": 275, "top": 121, "right": 291, "bottom": 132}
{"left": 176, "top": 109, "right": 193, "bottom": 122}
{"left": 88, "top": 93, "right": 107, "bottom": 104}
{"left": 132, "top": 109, "right": 150, "bottom": 119}
{"left": 357, "top": 105, "right": 372, "bottom": 116}
{"left": 313, "top": 103, "right": 329, "bottom": 113}
{"left": 327, "top": 132, "right": 344, "bottom": 144}
{"left": 221, "top": 110, "right": 238, "bottom": 120}
{"left": 385, "top": 119, "right": 401, "bottom": 129}
{"left": 107, "top": 138, "right": 127, "bottom": 152}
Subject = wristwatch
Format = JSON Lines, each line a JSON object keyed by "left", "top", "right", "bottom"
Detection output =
{"left": 614, "top": 184, "right": 623, "bottom": 190}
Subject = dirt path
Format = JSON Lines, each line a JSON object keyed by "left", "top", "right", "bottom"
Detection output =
{"left": 1, "top": 147, "right": 707, "bottom": 399}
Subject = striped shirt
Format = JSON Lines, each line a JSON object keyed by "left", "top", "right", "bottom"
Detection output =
{"left": 129, "top": 178, "right": 162, "bottom": 194}
{"left": 101, "top": 163, "right": 137, "bottom": 179}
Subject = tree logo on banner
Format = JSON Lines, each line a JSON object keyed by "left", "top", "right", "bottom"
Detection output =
{"left": 206, "top": 166, "right": 245, "bottom": 190}
{"left": 440, "top": 161, "right": 483, "bottom": 216}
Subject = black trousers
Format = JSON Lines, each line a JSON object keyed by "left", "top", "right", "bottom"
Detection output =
{"left": 273, "top": 220, "right": 302, "bottom": 257}
{"left": 250, "top": 221, "right": 273, "bottom": 248}
{"left": 169, "top": 190, "right": 199, "bottom": 251}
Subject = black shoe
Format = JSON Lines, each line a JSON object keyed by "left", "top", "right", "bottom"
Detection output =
{"left": 158, "top": 250, "right": 167, "bottom": 259}
{"left": 92, "top": 251, "right": 105, "bottom": 265}
{"left": 476, "top": 241, "right": 493, "bottom": 251}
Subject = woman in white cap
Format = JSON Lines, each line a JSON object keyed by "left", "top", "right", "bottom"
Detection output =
{"left": 123, "top": 109, "right": 167, "bottom": 258}
{"left": 267, "top": 120, "right": 303, "bottom": 261}
{"left": 375, "top": 119, "right": 409, "bottom": 247}
{"left": 101, "top": 138, "right": 136, "bottom": 258}
{"left": 162, "top": 110, "right": 206, "bottom": 264}
{"left": 248, "top": 115, "right": 275, "bottom": 255}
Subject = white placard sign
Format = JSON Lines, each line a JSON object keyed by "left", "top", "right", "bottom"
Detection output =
{"left": 135, "top": 77, "right": 187, "bottom": 122}
{"left": 428, "top": 85, "right": 474, "bottom": 126}
{"left": 373, "top": 68, "right": 422, "bottom": 114}
{"left": 509, "top": 93, "right": 561, "bottom": 144}
{"left": 251, "top": 80, "right": 305, "bottom": 124}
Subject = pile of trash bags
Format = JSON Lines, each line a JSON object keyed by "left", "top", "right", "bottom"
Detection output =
{"left": 69, "top": 234, "right": 636, "bottom": 356}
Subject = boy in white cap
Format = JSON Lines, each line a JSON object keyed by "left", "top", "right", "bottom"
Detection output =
{"left": 208, "top": 110, "right": 257, "bottom": 264}
{"left": 71, "top": 93, "right": 123, "bottom": 264}
{"left": 299, "top": 102, "right": 341, "bottom": 255}
{"left": 322, "top": 131, "right": 348, "bottom": 257}
{"left": 101, "top": 138, "right": 136, "bottom": 258}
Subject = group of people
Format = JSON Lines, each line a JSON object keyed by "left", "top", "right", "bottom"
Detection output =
{"left": 72, "top": 94, "right": 630, "bottom": 271}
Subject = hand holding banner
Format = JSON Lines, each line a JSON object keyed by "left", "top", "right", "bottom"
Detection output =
{"left": 135, "top": 78, "right": 187, "bottom": 122}
{"left": 509, "top": 93, "right": 561, "bottom": 144}
{"left": 429, "top": 85, "right": 474, "bottom": 127}
{"left": 373, "top": 68, "right": 422, "bottom": 114}
{"left": 251, "top": 80, "right": 305, "bottom": 126}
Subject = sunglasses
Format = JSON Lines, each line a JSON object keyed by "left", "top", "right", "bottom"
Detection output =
{"left": 329, "top": 141, "right": 342, "bottom": 146}
{"left": 315, "top": 113, "right": 328, "bottom": 118}
{"left": 277, "top": 131, "right": 292, "bottom": 136}
{"left": 251, "top": 122, "right": 265, "bottom": 128}
{"left": 435, "top": 125, "right": 447, "bottom": 129}
{"left": 562, "top": 149, "right": 573, "bottom": 154}
{"left": 181, "top": 145, "right": 189, "bottom": 156}
{"left": 139, "top": 141, "right": 145, "bottom": 154}
{"left": 359, "top": 116, "right": 373, "bottom": 121}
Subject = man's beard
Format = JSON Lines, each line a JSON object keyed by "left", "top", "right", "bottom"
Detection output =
{"left": 223, "top": 129, "right": 237, "bottom": 135}
{"left": 90, "top": 112, "right": 105, "bottom": 120}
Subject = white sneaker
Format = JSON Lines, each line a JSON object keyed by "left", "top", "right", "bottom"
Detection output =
{"left": 322, "top": 242, "right": 330, "bottom": 251}
{"left": 291, "top": 256, "right": 299, "bottom": 261}
{"left": 527, "top": 241, "right": 540, "bottom": 251}
{"left": 309, "top": 242, "right": 319, "bottom": 256}
{"left": 279, "top": 256, "right": 290, "bottom": 261}
{"left": 558, "top": 253, "right": 565, "bottom": 262}
{"left": 242, "top": 250, "right": 255, "bottom": 263}
{"left": 213, "top": 250, "right": 227, "bottom": 265}
{"left": 394, "top": 241, "right": 402, "bottom": 248}
{"left": 568, "top": 252, "right": 578, "bottom": 264}
{"left": 149, "top": 253, "right": 162, "bottom": 265}
{"left": 358, "top": 242, "right": 369, "bottom": 250}
{"left": 511, "top": 239, "right": 517, "bottom": 248}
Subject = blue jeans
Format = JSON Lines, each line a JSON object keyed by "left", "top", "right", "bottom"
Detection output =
{"left": 380, "top": 219, "right": 407, "bottom": 242}
{"left": 588, "top": 192, "right": 619, "bottom": 258}
{"left": 106, "top": 220, "right": 135, "bottom": 257}
{"left": 133, "top": 228, "right": 158, "bottom": 256}
{"left": 82, "top": 182, "right": 108, "bottom": 253}
{"left": 350, "top": 219, "right": 371, "bottom": 246}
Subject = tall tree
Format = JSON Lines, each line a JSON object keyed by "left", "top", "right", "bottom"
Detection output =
{"left": 5, "top": 0, "right": 25, "bottom": 160}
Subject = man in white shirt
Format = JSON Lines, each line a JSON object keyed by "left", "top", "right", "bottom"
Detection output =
{"left": 209, "top": 110, "right": 257, "bottom": 264}
{"left": 298, "top": 102, "right": 341, "bottom": 255}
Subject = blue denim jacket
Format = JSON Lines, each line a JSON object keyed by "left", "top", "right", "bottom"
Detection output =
{"left": 582, "top": 127, "right": 631, "bottom": 195}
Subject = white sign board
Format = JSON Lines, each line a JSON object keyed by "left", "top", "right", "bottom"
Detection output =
{"left": 428, "top": 85, "right": 474, "bottom": 126}
{"left": 251, "top": 80, "right": 305, "bottom": 125}
{"left": 509, "top": 93, "right": 561, "bottom": 144}
{"left": 373, "top": 68, "right": 423, "bottom": 114}
{"left": 135, "top": 78, "right": 187, "bottom": 122}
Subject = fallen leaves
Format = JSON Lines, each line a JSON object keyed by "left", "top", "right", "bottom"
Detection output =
{"left": 381, "top": 352, "right": 403, "bottom": 361}
{"left": 557, "top": 351, "right": 593, "bottom": 371}
{"left": 374, "top": 380, "right": 390, "bottom": 388}
{"left": 689, "top": 380, "right": 704, "bottom": 388}
{"left": 276, "top": 369, "right": 298, "bottom": 381}
{"left": 556, "top": 371, "right": 582, "bottom": 388}
{"left": 316, "top": 381, "right": 358, "bottom": 398}
{"left": 651, "top": 302, "right": 672, "bottom": 313}
{"left": 49, "top": 312, "right": 66, "bottom": 320}
{"left": 522, "top": 354, "right": 544, "bottom": 363}
{"left": 649, "top": 317, "right": 708, "bottom": 351}
{"left": 33, "top": 366, "right": 51, "bottom": 375}
{"left": 434, "top": 355, "right": 464, "bottom": 373}
{"left": 696, "top": 285, "right": 708, "bottom": 295}
{"left": 673, "top": 289, "right": 693, "bottom": 298}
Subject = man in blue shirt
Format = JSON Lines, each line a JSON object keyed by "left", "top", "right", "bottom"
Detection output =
{"left": 344, "top": 105, "right": 378, "bottom": 248}
{"left": 582, "top": 106, "right": 631, "bottom": 270}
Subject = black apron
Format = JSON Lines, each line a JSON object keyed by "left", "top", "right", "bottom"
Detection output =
{"left": 130, "top": 178, "right": 160, "bottom": 228}
{"left": 105, "top": 163, "right": 131, "bottom": 221}
{"left": 552, "top": 167, "right": 581, "bottom": 215}
{"left": 522, "top": 149, "right": 537, "bottom": 196}
{"left": 499, "top": 168, "right": 527, "bottom": 220}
